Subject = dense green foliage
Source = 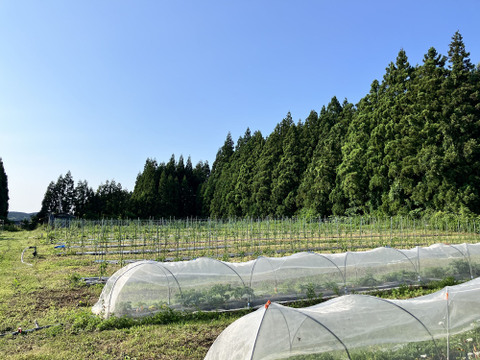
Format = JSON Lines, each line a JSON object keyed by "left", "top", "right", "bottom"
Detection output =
{"left": 0, "top": 158, "right": 8, "bottom": 220}
{"left": 35, "top": 156, "right": 210, "bottom": 222}
{"left": 35, "top": 171, "right": 131, "bottom": 221}
{"left": 37, "top": 32, "right": 480, "bottom": 221}
{"left": 202, "top": 32, "right": 480, "bottom": 218}
{"left": 130, "top": 155, "right": 209, "bottom": 219}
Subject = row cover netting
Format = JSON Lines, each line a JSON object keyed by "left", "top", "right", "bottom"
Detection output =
{"left": 205, "top": 278, "right": 480, "bottom": 359}
{"left": 92, "top": 242, "right": 480, "bottom": 318}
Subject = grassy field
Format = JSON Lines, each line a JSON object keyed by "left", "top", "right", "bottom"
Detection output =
{"left": 0, "top": 225, "right": 474, "bottom": 359}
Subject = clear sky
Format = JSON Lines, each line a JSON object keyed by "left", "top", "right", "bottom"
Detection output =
{"left": 1, "top": 1, "right": 479, "bottom": 213}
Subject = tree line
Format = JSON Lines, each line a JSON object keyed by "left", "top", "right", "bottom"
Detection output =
{"left": 35, "top": 32, "right": 480, "bottom": 222}
{"left": 0, "top": 158, "right": 8, "bottom": 221}
{"left": 34, "top": 155, "right": 210, "bottom": 222}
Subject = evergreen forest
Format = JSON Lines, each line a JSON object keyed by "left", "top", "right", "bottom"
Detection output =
{"left": 34, "top": 32, "right": 480, "bottom": 222}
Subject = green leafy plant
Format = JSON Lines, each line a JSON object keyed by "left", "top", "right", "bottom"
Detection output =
{"left": 68, "top": 272, "right": 85, "bottom": 288}
{"left": 356, "top": 273, "right": 379, "bottom": 287}
{"left": 175, "top": 285, "right": 254, "bottom": 308}
{"left": 324, "top": 280, "right": 341, "bottom": 296}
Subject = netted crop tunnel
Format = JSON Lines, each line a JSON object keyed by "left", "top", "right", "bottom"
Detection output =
{"left": 205, "top": 278, "right": 480, "bottom": 359}
{"left": 92, "top": 242, "right": 480, "bottom": 318}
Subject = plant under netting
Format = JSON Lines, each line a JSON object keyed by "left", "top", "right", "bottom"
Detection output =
{"left": 92, "top": 242, "right": 480, "bottom": 318}
{"left": 204, "top": 278, "right": 480, "bottom": 360}
{"left": 92, "top": 258, "right": 250, "bottom": 317}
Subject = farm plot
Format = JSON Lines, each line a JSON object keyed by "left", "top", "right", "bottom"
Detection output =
{"left": 47, "top": 216, "right": 480, "bottom": 271}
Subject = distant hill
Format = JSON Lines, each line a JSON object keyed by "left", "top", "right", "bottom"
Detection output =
{"left": 7, "top": 212, "right": 38, "bottom": 222}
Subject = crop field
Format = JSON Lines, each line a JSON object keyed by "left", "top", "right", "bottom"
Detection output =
{"left": 47, "top": 215, "right": 480, "bottom": 277}
{"left": 1, "top": 215, "right": 479, "bottom": 359}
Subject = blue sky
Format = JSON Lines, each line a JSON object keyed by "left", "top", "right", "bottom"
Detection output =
{"left": 1, "top": 1, "right": 479, "bottom": 213}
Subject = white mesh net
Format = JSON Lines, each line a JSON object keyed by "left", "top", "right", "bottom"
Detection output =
{"left": 205, "top": 278, "right": 480, "bottom": 359}
{"left": 92, "top": 242, "right": 480, "bottom": 318}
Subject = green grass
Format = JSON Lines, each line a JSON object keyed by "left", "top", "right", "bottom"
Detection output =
{"left": 0, "top": 229, "right": 242, "bottom": 359}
